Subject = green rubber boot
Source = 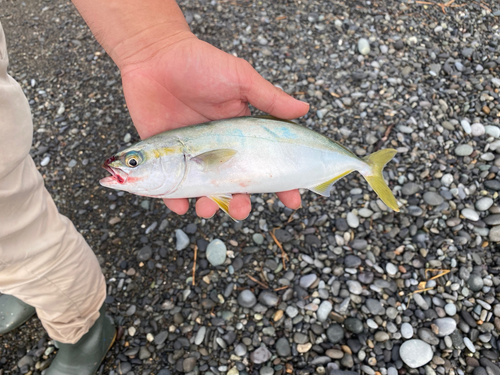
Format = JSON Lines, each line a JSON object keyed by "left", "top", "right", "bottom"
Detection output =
{"left": 46, "top": 304, "right": 116, "bottom": 375}
{"left": 0, "top": 294, "right": 36, "bottom": 334}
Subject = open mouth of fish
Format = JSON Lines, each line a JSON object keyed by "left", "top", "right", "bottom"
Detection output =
{"left": 101, "top": 165, "right": 128, "bottom": 184}
{"left": 100, "top": 156, "right": 128, "bottom": 184}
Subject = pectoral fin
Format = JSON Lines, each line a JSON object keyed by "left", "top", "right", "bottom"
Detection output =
{"left": 309, "top": 170, "right": 354, "bottom": 196}
{"left": 192, "top": 149, "right": 237, "bottom": 170}
{"left": 209, "top": 194, "right": 238, "bottom": 221}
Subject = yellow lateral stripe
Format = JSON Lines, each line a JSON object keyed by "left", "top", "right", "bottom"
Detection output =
{"left": 147, "top": 146, "right": 182, "bottom": 159}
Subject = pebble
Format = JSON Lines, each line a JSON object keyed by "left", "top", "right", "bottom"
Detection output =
{"left": 40, "top": 156, "right": 50, "bottom": 166}
{"left": 399, "top": 339, "right": 433, "bottom": 368}
{"left": 317, "top": 301, "right": 332, "bottom": 322}
{"left": 464, "top": 337, "right": 476, "bottom": 353}
{"left": 326, "top": 324, "right": 345, "bottom": 344}
{"left": 455, "top": 144, "right": 474, "bottom": 156}
{"left": 423, "top": 192, "right": 443, "bottom": 206}
{"left": 468, "top": 274, "right": 484, "bottom": 292}
{"left": 444, "top": 303, "right": 457, "bottom": 316}
{"left": 471, "top": 123, "right": 485, "bottom": 136}
{"left": 346, "top": 212, "right": 359, "bottom": 228}
{"left": 206, "top": 239, "right": 227, "bottom": 266}
{"left": 276, "top": 337, "right": 291, "bottom": 357}
{"left": 462, "top": 208, "right": 479, "bottom": 221}
{"left": 490, "top": 226, "right": 500, "bottom": 242}
{"left": 401, "top": 322, "right": 414, "bottom": 339}
{"left": 460, "top": 119, "right": 471, "bottom": 134}
{"left": 175, "top": 229, "right": 190, "bottom": 250}
{"left": 300, "top": 274, "right": 317, "bottom": 289}
{"left": 250, "top": 345, "right": 272, "bottom": 364}
{"left": 347, "top": 280, "right": 362, "bottom": 295}
{"left": 358, "top": 38, "right": 370, "bottom": 55}
{"left": 386, "top": 263, "right": 398, "bottom": 276}
{"left": 413, "top": 293, "right": 429, "bottom": 310}
{"left": 476, "top": 197, "right": 493, "bottom": 211}
{"left": 258, "top": 291, "right": 279, "bottom": 307}
{"left": 434, "top": 318, "right": 457, "bottom": 337}
{"left": 238, "top": 290, "right": 257, "bottom": 308}
{"left": 344, "top": 317, "right": 364, "bottom": 334}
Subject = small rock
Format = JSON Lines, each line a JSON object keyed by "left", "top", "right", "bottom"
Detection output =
{"left": 238, "top": 290, "right": 257, "bottom": 308}
{"left": 175, "top": 229, "right": 190, "bottom": 250}
{"left": 206, "top": 239, "right": 227, "bottom": 266}
{"left": 399, "top": 339, "right": 433, "bottom": 368}
{"left": 455, "top": 144, "right": 473, "bottom": 156}
{"left": 250, "top": 345, "right": 272, "bottom": 364}
{"left": 434, "top": 318, "right": 457, "bottom": 337}
{"left": 358, "top": 38, "right": 370, "bottom": 55}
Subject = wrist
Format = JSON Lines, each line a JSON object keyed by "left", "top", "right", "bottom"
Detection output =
{"left": 71, "top": 0, "right": 195, "bottom": 70}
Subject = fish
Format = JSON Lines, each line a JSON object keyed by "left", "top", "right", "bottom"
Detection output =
{"left": 100, "top": 116, "right": 400, "bottom": 219}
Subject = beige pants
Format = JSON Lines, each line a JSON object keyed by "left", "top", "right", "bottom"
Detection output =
{"left": 0, "top": 21, "right": 106, "bottom": 344}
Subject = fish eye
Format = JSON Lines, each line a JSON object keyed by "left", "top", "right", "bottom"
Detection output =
{"left": 124, "top": 151, "right": 142, "bottom": 168}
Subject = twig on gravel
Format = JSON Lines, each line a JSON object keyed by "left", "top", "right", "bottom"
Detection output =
{"left": 246, "top": 273, "right": 269, "bottom": 289}
{"left": 415, "top": 0, "right": 466, "bottom": 13}
{"left": 270, "top": 228, "right": 289, "bottom": 270}
{"left": 192, "top": 245, "right": 198, "bottom": 285}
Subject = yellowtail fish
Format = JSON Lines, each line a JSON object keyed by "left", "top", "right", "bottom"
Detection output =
{"left": 101, "top": 116, "right": 400, "bottom": 219}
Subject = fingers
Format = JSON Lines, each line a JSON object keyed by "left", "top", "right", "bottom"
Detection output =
{"left": 239, "top": 60, "right": 310, "bottom": 120}
{"left": 228, "top": 194, "right": 251, "bottom": 221}
{"left": 276, "top": 190, "right": 302, "bottom": 210}
{"left": 195, "top": 197, "right": 219, "bottom": 218}
{"left": 163, "top": 198, "right": 190, "bottom": 215}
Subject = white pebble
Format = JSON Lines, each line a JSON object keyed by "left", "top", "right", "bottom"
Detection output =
{"left": 347, "top": 212, "right": 359, "bottom": 228}
{"left": 441, "top": 173, "right": 453, "bottom": 187}
{"left": 460, "top": 119, "right": 471, "bottom": 134}
{"left": 444, "top": 303, "right": 457, "bottom": 316}
{"left": 124, "top": 133, "right": 132, "bottom": 143}
{"left": 476, "top": 197, "right": 493, "bottom": 211}
{"left": 400, "top": 322, "right": 414, "bottom": 339}
{"left": 386, "top": 263, "right": 398, "bottom": 276}
{"left": 485, "top": 126, "right": 500, "bottom": 138}
{"left": 461, "top": 208, "right": 479, "bottom": 221}
{"left": 463, "top": 337, "right": 476, "bottom": 353}
{"left": 40, "top": 156, "right": 50, "bottom": 166}
{"left": 470, "top": 123, "right": 485, "bottom": 136}
{"left": 358, "top": 38, "right": 370, "bottom": 55}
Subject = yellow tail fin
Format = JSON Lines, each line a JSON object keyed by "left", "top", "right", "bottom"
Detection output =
{"left": 363, "top": 149, "right": 399, "bottom": 212}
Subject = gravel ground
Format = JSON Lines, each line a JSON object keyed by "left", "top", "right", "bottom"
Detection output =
{"left": 1, "top": 0, "right": 500, "bottom": 374}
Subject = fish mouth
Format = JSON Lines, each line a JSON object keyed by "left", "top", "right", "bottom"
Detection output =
{"left": 100, "top": 163, "right": 128, "bottom": 185}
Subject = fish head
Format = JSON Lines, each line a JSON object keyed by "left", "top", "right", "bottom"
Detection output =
{"left": 100, "top": 144, "right": 185, "bottom": 197}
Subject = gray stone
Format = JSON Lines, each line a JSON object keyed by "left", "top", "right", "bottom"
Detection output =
{"left": 175, "top": 229, "right": 190, "bottom": 251}
{"left": 183, "top": 357, "right": 197, "bottom": 372}
{"left": 423, "top": 192, "right": 444, "bottom": 206}
{"left": 366, "top": 299, "right": 384, "bottom": 315}
{"left": 401, "top": 322, "right": 413, "bottom": 339}
{"left": 344, "top": 317, "right": 363, "bottom": 334}
{"left": 250, "top": 345, "right": 272, "bottom": 364}
{"left": 276, "top": 337, "right": 291, "bottom": 357}
{"left": 455, "top": 144, "right": 474, "bottom": 156}
{"left": 462, "top": 208, "right": 479, "bottom": 221}
{"left": 154, "top": 331, "right": 168, "bottom": 345}
{"left": 413, "top": 293, "right": 429, "bottom": 310}
{"left": 434, "top": 318, "right": 457, "bottom": 337}
{"left": 358, "top": 38, "right": 370, "bottom": 55}
{"left": 346, "top": 212, "right": 359, "bottom": 228}
{"left": 445, "top": 303, "right": 457, "bottom": 316}
{"left": 300, "top": 274, "right": 318, "bottom": 289}
{"left": 137, "top": 246, "right": 152, "bottom": 261}
{"left": 317, "top": 301, "right": 332, "bottom": 322}
{"left": 468, "top": 274, "right": 484, "bottom": 292}
{"left": 258, "top": 291, "right": 279, "bottom": 307}
{"left": 399, "top": 339, "right": 433, "bottom": 368}
{"left": 238, "top": 290, "right": 257, "bottom": 308}
{"left": 344, "top": 255, "right": 362, "bottom": 268}
{"left": 327, "top": 324, "right": 345, "bottom": 343}
{"left": 347, "top": 280, "right": 362, "bottom": 295}
{"left": 490, "top": 226, "right": 500, "bottom": 242}
{"left": 195, "top": 326, "right": 206, "bottom": 345}
{"left": 206, "top": 239, "right": 227, "bottom": 266}
{"left": 476, "top": 197, "right": 493, "bottom": 211}
{"left": 402, "top": 183, "right": 421, "bottom": 195}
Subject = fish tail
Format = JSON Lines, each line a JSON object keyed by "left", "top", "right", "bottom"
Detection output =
{"left": 362, "top": 149, "right": 399, "bottom": 212}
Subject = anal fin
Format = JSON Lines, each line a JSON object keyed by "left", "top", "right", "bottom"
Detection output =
{"left": 209, "top": 194, "right": 238, "bottom": 222}
{"left": 309, "top": 170, "right": 354, "bottom": 197}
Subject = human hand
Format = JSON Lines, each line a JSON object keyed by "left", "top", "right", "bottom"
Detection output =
{"left": 120, "top": 33, "right": 309, "bottom": 220}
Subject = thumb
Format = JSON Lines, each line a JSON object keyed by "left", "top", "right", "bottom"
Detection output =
{"left": 240, "top": 60, "right": 309, "bottom": 119}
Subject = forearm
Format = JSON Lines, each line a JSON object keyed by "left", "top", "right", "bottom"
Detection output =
{"left": 71, "top": 0, "right": 193, "bottom": 69}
